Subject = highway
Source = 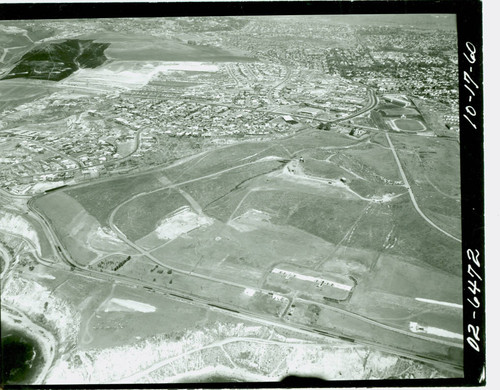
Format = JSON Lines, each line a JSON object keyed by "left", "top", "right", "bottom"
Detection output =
{"left": 2, "top": 126, "right": 464, "bottom": 378}
{"left": 66, "top": 260, "right": 464, "bottom": 375}
{"left": 385, "top": 132, "right": 461, "bottom": 243}
{"left": 19, "top": 154, "right": 464, "bottom": 375}
{"left": 336, "top": 88, "right": 378, "bottom": 123}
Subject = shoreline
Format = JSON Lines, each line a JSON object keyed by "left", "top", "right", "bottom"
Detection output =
{"left": 1, "top": 304, "right": 57, "bottom": 384}
{"left": 161, "top": 365, "right": 283, "bottom": 384}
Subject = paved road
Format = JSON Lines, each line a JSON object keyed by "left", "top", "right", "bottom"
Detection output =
{"left": 16, "top": 135, "right": 464, "bottom": 375}
{"left": 385, "top": 132, "right": 461, "bottom": 243}
{"left": 337, "top": 88, "right": 378, "bottom": 123}
{"left": 24, "top": 200, "right": 464, "bottom": 375}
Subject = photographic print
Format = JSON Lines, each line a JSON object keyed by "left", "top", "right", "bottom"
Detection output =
{"left": 0, "top": 1, "right": 484, "bottom": 386}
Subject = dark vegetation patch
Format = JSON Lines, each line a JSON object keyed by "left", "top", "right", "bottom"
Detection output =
{"left": 3, "top": 39, "right": 109, "bottom": 81}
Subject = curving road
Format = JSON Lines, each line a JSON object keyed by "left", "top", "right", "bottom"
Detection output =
{"left": 18, "top": 136, "right": 465, "bottom": 376}
{"left": 336, "top": 88, "right": 378, "bottom": 123}
{"left": 385, "top": 132, "right": 461, "bottom": 243}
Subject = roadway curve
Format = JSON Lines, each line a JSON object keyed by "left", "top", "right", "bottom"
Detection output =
{"left": 26, "top": 201, "right": 464, "bottom": 375}
{"left": 385, "top": 132, "right": 461, "bottom": 243}
{"left": 337, "top": 88, "right": 378, "bottom": 123}
{"left": 23, "top": 141, "right": 464, "bottom": 375}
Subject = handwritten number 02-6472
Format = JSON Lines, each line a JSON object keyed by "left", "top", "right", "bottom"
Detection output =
{"left": 466, "top": 249, "right": 481, "bottom": 352}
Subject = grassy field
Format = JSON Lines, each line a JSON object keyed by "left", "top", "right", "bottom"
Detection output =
{"left": 180, "top": 159, "right": 284, "bottom": 211}
{"left": 83, "top": 282, "right": 212, "bottom": 349}
{"left": 340, "top": 145, "right": 402, "bottom": 182}
{"left": 393, "top": 135, "right": 460, "bottom": 199}
{"left": 287, "top": 299, "right": 462, "bottom": 369}
{"left": 279, "top": 130, "right": 360, "bottom": 154}
{"left": 33, "top": 192, "right": 100, "bottom": 265}
{"left": 113, "top": 188, "right": 189, "bottom": 242}
{"left": 302, "top": 158, "right": 357, "bottom": 181}
{"left": 347, "top": 250, "right": 462, "bottom": 334}
{"left": 0, "top": 80, "right": 56, "bottom": 112}
{"left": 66, "top": 142, "right": 284, "bottom": 234}
{"left": 151, "top": 217, "right": 335, "bottom": 287}
{"left": 235, "top": 190, "right": 368, "bottom": 246}
{"left": 164, "top": 142, "right": 285, "bottom": 184}
{"left": 349, "top": 179, "right": 406, "bottom": 198}
{"left": 387, "top": 196, "right": 461, "bottom": 276}
{"left": 390, "top": 135, "right": 461, "bottom": 231}
{"left": 370, "top": 133, "right": 390, "bottom": 148}
{"left": 338, "top": 203, "right": 395, "bottom": 251}
{"left": 107, "top": 253, "right": 288, "bottom": 318}
{"left": 66, "top": 173, "right": 164, "bottom": 226}
{"left": 393, "top": 118, "right": 426, "bottom": 132}
{"left": 357, "top": 252, "right": 461, "bottom": 303}
{"left": 319, "top": 246, "right": 379, "bottom": 279}
{"left": 348, "top": 289, "right": 463, "bottom": 335}
{"left": 425, "top": 210, "right": 461, "bottom": 239}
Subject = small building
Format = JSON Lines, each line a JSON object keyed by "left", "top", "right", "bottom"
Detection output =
{"left": 282, "top": 115, "right": 297, "bottom": 124}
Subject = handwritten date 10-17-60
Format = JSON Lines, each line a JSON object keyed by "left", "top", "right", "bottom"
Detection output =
{"left": 462, "top": 42, "right": 479, "bottom": 130}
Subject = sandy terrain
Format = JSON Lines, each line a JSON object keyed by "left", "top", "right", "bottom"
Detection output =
{"left": 155, "top": 206, "right": 213, "bottom": 241}
{"left": 101, "top": 298, "right": 156, "bottom": 313}
{"left": 0, "top": 212, "right": 41, "bottom": 255}
{"left": 228, "top": 209, "right": 272, "bottom": 232}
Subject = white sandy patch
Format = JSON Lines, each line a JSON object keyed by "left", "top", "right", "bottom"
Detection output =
{"left": 257, "top": 155, "right": 283, "bottom": 162}
{"left": 62, "top": 62, "right": 220, "bottom": 92}
{"left": 155, "top": 206, "right": 213, "bottom": 241}
{"left": 415, "top": 297, "right": 462, "bottom": 309}
{"left": 229, "top": 209, "right": 272, "bottom": 232}
{"left": 35, "top": 273, "right": 56, "bottom": 280}
{"left": 88, "top": 224, "right": 127, "bottom": 253}
{"left": 0, "top": 211, "right": 41, "bottom": 254}
{"left": 154, "top": 62, "right": 219, "bottom": 72}
{"left": 30, "top": 181, "right": 65, "bottom": 193}
{"left": 93, "top": 226, "right": 123, "bottom": 244}
{"left": 409, "top": 322, "right": 463, "bottom": 340}
{"left": 243, "top": 288, "right": 256, "bottom": 297}
{"left": 2, "top": 277, "right": 80, "bottom": 344}
{"left": 101, "top": 298, "right": 156, "bottom": 313}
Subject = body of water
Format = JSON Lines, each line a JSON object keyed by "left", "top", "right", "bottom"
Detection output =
{"left": 1, "top": 323, "right": 43, "bottom": 384}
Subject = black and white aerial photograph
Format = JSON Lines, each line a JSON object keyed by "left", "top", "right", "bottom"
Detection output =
{"left": 0, "top": 1, "right": 485, "bottom": 387}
